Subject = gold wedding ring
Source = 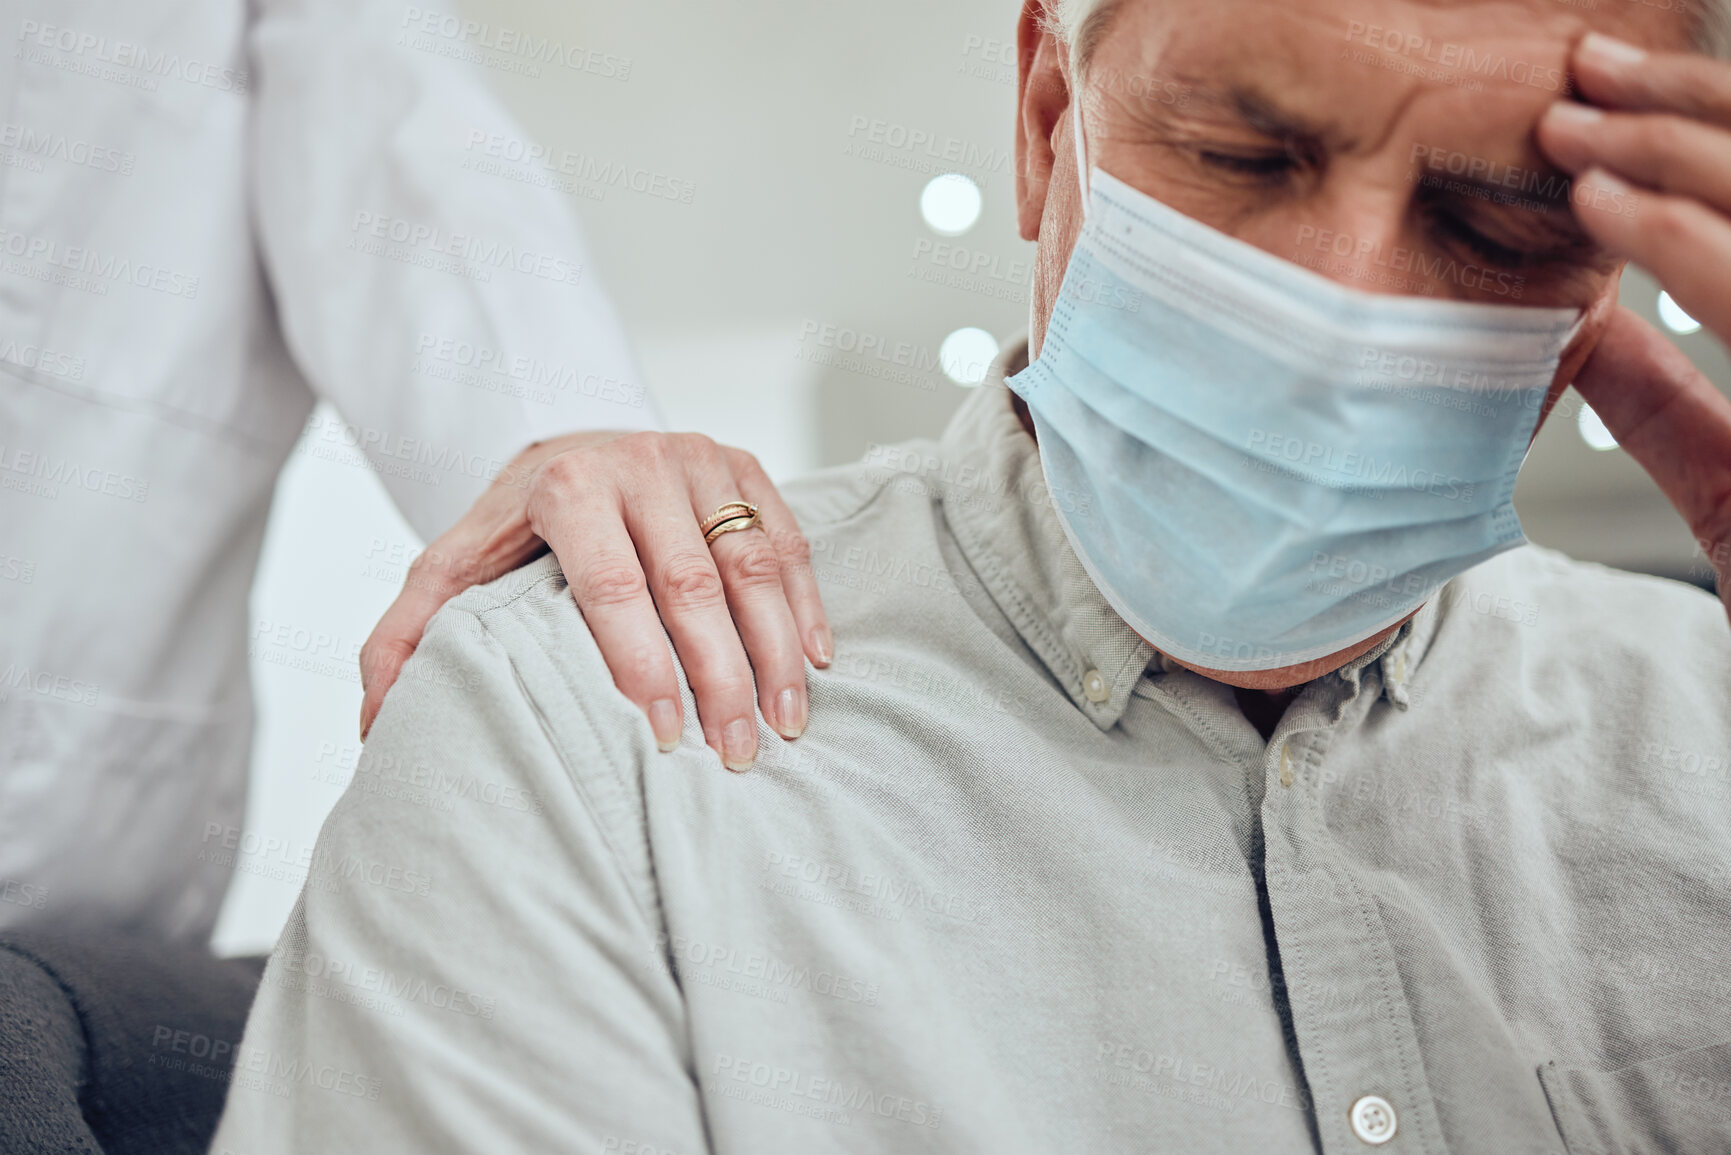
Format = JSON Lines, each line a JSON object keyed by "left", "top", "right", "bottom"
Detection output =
{"left": 701, "top": 501, "right": 761, "bottom": 546}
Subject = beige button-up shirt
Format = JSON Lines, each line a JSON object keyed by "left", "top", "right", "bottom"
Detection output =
{"left": 213, "top": 378, "right": 1731, "bottom": 1155}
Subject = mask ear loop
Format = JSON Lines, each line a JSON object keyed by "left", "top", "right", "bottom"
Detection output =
{"left": 1031, "top": 88, "right": 1096, "bottom": 355}
{"left": 1072, "top": 91, "right": 1091, "bottom": 220}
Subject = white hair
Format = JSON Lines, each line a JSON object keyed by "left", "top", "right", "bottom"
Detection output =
{"left": 1044, "top": 0, "right": 1731, "bottom": 76}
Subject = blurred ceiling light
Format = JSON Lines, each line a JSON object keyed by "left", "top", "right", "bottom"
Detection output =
{"left": 1577, "top": 403, "right": 1619, "bottom": 452}
{"left": 1657, "top": 291, "right": 1702, "bottom": 336}
{"left": 940, "top": 327, "right": 999, "bottom": 386}
{"left": 921, "top": 173, "right": 983, "bottom": 236}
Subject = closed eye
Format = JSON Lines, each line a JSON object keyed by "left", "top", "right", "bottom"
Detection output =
{"left": 1422, "top": 204, "right": 1539, "bottom": 268}
{"left": 1197, "top": 149, "right": 1297, "bottom": 182}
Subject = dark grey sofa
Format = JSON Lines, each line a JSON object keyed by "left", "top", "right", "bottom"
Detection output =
{"left": 0, "top": 930, "right": 266, "bottom": 1155}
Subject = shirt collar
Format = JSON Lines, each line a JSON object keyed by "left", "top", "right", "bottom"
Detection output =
{"left": 938, "top": 343, "right": 1153, "bottom": 731}
{"left": 936, "top": 339, "right": 1440, "bottom": 731}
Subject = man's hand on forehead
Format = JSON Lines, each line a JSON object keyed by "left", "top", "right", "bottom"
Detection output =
{"left": 1541, "top": 34, "right": 1731, "bottom": 340}
{"left": 1536, "top": 33, "right": 1731, "bottom": 622}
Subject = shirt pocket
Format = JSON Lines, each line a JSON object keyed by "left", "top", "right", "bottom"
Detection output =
{"left": 1539, "top": 1043, "right": 1731, "bottom": 1155}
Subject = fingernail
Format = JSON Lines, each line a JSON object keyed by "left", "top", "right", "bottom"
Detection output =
{"left": 649, "top": 699, "right": 681, "bottom": 753}
{"left": 773, "top": 686, "right": 807, "bottom": 740}
{"left": 1581, "top": 32, "right": 1647, "bottom": 68}
{"left": 811, "top": 626, "right": 834, "bottom": 667}
{"left": 722, "top": 718, "right": 757, "bottom": 772}
{"left": 1544, "top": 101, "right": 1604, "bottom": 129}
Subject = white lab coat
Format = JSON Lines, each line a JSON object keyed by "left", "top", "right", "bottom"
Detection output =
{"left": 0, "top": 0, "right": 658, "bottom": 942}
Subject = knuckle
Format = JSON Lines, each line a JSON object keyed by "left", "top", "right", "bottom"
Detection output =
{"left": 1643, "top": 198, "right": 1694, "bottom": 252}
{"left": 1678, "top": 78, "right": 1731, "bottom": 129}
{"left": 745, "top": 638, "right": 806, "bottom": 681}
{"left": 527, "top": 455, "right": 590, "bottom": 524}
{"left": 533, "top": 451, "right": 586, "bottom": 493}
{"left": 573, "top": 558, "right": 650, "bottom": 609}
{"left": 615, "top": 431, "right": 673, "bottom": 471}
{"left": 1646, "top": 115, "right": 1683, "bottom": 155}
{"left": 1643, "top": 118, "right": 1688, "bottom": 182}
{"left": 659, "top": 554, "right": 727, "bottom": 609}
{"left": 718, "top": 537, "right": 785, "bottom": 587}
{"left": 670, "top": 431, "right": 719, "bottom": 464}
{"left": 777, "top": 529, "right": 814, "bottom": 568}
{"left": 724, "top": 446, "right": 768, "bottom": 483}
{"left": 608, "top": 646, "right": 675, "bottom": 693}
{"left": 529, "top": 453, "right": 621, "bottom": 538}
{"left": 686, "top": 665, "right": 757, "bottom": 706}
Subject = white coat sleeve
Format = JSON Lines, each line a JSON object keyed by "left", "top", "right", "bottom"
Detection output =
{"left": 247, "top": 0, "right": 661, "bottom": 542}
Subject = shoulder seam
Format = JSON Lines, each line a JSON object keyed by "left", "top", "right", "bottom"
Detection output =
{"left": 792, "top": 464, "right": 903, "bottom": 536}
{"left": 455, "top": 561, "right": 566, "bottom": 617}
{"left": 464, "top": 603, "right": 666, "bottom": 938}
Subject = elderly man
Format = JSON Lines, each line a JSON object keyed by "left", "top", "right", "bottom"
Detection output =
{"left": 213, "top": 0, "right": 1731, "bottom": 1151}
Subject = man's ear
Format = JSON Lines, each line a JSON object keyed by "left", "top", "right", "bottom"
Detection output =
{"left": 1540, "top": 266, "right": 1625, "bottom": 426}
{"left": 1017, "top": 1, "right": 1074, "bottom": 242}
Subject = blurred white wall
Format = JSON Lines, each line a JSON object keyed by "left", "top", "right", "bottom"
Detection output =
{"left": 214, "top": 418, "right": 411, "bottom": 956}
{"left": 214, "top": 0, "right": 1728, "bottom": 954}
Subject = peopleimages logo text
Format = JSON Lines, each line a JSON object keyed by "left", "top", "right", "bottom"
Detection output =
{"left": 348, "top": 213, "right": 583, "bottom": 286}
{"left": 398, "top": 7, "right": 631, "bottom": 80}
{"left": 15, "top": 20, "right": 249, "bottom": 92}
{"left": 1343, "top": 21, "right": 1567, "bottom": 92}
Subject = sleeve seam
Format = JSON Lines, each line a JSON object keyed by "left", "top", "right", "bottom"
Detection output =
{"left": 465, "top": 605, "right": 666, "bottom": 939}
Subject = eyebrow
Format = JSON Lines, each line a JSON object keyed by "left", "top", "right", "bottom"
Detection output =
{"left": 1161, "top": 79, "right": 1599, "bottom": 257}
{"left": 1229, "top": 86, "right": 1331, "bottom": 149}
{"left": 1127, "top": 77, "right": 1338, "bottom": 144}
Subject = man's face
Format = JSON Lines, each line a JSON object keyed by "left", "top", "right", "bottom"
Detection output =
{"left": 1013, "top": 0, "right": 1694, "bottom": 690}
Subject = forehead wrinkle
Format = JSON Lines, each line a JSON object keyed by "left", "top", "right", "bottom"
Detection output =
{"left": 1354, "top": 0, "right": 1695, "bottom": 51}
{"left": 1086, "top": 0, "right": 1697, "bottom": 91}
{"left": 1140, "top": 70, "right": 1428, "bottom": 162}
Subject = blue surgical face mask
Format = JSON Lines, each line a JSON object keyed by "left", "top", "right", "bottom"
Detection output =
{"left": 1008, "top": 103, "right": 1583, "bottom": 673}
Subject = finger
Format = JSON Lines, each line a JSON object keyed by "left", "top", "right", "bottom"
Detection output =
{"left": 724, "top": 446, "right": 833, "bottom": 669}
{"left": 358, "top": 561, "right": 460, "bottom": 740}
{"left": 607, "top": 436, "right": 762, "bottom": 771}
{"left": 1539, "top": 105, "right": 1731, "bottom": 216}
{"left": 1566, "top": 168, "right": 1731, "bottom": 339}
{"left": 530, "top": 452, "right": 686, "bottom": 754}
{"left": 1573, "top": 306, "right": 1731, "bottom": 580}
{"left": 675, "top": 435, "right": 811, "bottom": 750}
{"left": 1571, "top": 33, "right": 1731, "bottom": 124}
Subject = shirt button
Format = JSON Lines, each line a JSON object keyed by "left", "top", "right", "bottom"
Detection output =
{"left": 1082, "top": 669, "right": 1109, "bottom": 704}
{"left": 1349, "top": 1095, "right": 1398, "bottom": 1145}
